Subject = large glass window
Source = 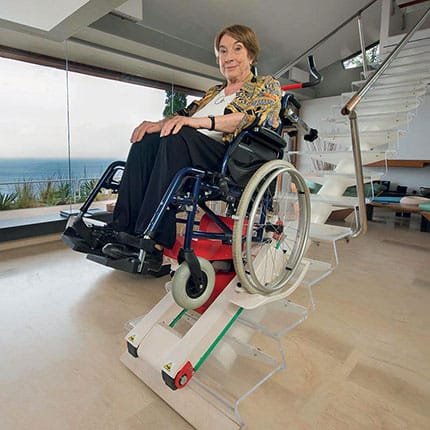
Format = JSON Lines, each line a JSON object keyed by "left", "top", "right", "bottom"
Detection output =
{"left": 0, "top": 53, "right": 200, "bottom": 227}
{"left": 0, "top": 57, "right": 68, "bottom": 211}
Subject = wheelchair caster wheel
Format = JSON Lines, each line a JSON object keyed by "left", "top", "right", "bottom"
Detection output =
{"left": 172, "top": 257, "right": 215, "bottom": 309}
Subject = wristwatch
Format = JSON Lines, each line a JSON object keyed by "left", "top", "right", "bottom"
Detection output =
{"left": 208, "top": 115, "right": 216, "bottom": 131}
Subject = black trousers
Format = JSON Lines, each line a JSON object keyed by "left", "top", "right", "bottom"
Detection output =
{"left": 112, "top": 127, "right": 226, "bottom": 248}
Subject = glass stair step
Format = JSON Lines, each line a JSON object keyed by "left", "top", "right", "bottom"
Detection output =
{"left": 309, "top": 223, "right": 352, "bottom": 242}
{"left": 293, "top": 257, "right": 333, "bottom": 287}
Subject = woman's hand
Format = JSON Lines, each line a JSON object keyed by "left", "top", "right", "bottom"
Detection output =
{"left": 160, "top": 116, "right": 195, "bottom": 137}
{"left": 130, "top": 120, "right": 164, "bottom": 143}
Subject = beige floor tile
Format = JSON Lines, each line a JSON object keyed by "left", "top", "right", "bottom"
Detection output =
{"left": 0, "top": 217, "right": 429, "bottom": 429}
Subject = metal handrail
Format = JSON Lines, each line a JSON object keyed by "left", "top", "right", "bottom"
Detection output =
{"left": 342, "top": 6, "right": 430, "bottom": 115}
{"left": 274, "top": 0, "right": 379, "bottom": 79}
{"left": 341, "top": 6, "right": 430, "bottom": 238}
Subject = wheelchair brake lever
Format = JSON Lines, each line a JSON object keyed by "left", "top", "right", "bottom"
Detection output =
{"left": 219, "top": 178, "right": 235, "bottom": 203}
{"left": 219, "top": 178, "right": 229, "bottom": 195}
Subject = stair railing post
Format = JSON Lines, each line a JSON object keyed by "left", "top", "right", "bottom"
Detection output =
{"left": 349, "top": 111, "right": 367, "bottom": 238}
{"left": 357, "top": 14, "right": 369, "bottom": 80}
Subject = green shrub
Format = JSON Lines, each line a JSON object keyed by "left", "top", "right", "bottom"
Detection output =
{"left": 0, "top": 191, "right": 17, "bottom": 210}
{"left": 14, "top": 182, "right": 38, "bottom": 208}
{"left": 78, "top": 179, "right": 98, "bottom": 202}
{"left": 55, "top": 181, "right": 72, "bottom": 205}
{"left": 39, "top": 180, "right": 72, "bottom": 206}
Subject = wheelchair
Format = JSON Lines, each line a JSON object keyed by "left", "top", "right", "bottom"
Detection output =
{"left": 62, "top": 61, "right": 319, "bottom": 312}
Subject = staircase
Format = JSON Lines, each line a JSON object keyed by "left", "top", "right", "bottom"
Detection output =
{"left": 292, "top": 11, "right": 430, "bottom": 285}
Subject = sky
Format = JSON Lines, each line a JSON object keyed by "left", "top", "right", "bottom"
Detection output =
{"left": 0, "top": 56, "right": 194, "bottom": 159}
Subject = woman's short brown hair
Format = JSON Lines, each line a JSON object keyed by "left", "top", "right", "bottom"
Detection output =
{"left": 214, "top": 24, "right": 260, "bottom": 64}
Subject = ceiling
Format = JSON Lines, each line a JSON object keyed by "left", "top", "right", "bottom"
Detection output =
{"left": 0, "top": 0, "right": 382, "bottom": 91}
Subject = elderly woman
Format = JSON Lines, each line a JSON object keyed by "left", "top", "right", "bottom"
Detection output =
{"left": 68, "top": 24, "right": 282, "bottom": 273}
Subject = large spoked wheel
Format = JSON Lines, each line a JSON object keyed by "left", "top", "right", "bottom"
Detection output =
{"left": 232, "top": 159, "right": 310, "bottom": 295}
{"left": 171, "top": 257, "right": 215, "bottom": 309}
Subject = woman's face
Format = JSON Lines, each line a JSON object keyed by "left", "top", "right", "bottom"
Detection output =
{"left": 217, "top": 33, "right": 253, "bottom": 83}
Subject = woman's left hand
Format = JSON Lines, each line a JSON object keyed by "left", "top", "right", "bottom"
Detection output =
{"left": 160, "top": 116, "right": 195, "bottom": 137}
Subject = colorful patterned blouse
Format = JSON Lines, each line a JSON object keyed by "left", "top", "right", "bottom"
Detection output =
{"left": 177, "top": 72, "right": 282, "bottom": 144}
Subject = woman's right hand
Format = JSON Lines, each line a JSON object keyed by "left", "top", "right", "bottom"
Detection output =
{"left": 130, "top": 120, "right": 164, "bottom": 143}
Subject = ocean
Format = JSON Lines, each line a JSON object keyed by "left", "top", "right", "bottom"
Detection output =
{"left": 0, "top": 158, "right": 118, "bottom": 193}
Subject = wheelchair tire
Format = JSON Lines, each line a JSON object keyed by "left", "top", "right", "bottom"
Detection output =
{"left": 232, "top": 159, "right": 310, "bottom": 295}
{"left": 171, "top": 257, "right": 215, "bottom": 309}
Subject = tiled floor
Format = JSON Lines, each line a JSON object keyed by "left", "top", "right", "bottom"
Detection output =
{"left": 0, "top": 214, "right": 429, "bottom": 429}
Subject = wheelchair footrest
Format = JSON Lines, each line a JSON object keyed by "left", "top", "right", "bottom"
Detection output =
{"left": 61, "top": 232, "right": 103, "bottom": 256}
{"left": 86, "top": 253, "right": 171, "bottom": 277}
{"left": 87, "top": 253, "right": 141, "bottom": 273}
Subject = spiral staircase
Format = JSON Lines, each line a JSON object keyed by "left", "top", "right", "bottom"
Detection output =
{"left": 289, "top": 8, "right": 430, "bottom": 289}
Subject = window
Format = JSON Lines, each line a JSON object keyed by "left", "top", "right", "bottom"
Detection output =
{"left": 0, "top": 51, "right": 201, "bottom": 234}
{"left": 342, "top": 43, "right": 380, "bottom": 70}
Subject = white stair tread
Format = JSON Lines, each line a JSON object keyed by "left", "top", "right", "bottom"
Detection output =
{"left": 305, "top": 170, "right": 383, "bottom": 180}
{"left": 310, "top": 194, "right": 368, "bottom": 207}
{"left": 309, "top": 223, "right": 352, "bottom": 241}
{"left": 351, "top": 80, "right": 426, "bottom": 92}
{"left": 375, "top": 73, "right": 430, "bottom": 86}
{"left": 380, "top": 62, "right": 430, "bottom": 74}
{"left": 319, "top": 131, "right": 399, "bottom": 148}
{"left": 295, "top": 150, "right": 385, "bottom": 156}
{"left": 382, "top": 42, "right": 430, "bottom": 58}
{"left": 310, "top": 152, "right": 385, "bottom": 165}
{"left": 383, "top": 52, "right": 430, "bottom": 67}
{"left": 296, "top": 150, "right": 386, "bottom": 165}
{"left": 341, "top": 95, "right": 421, "bottom": 109}
{"left": 328, "top": 111, "right": 410, "bottom": 122}
{"left": 342, "top": 90, "right": 426, "bottom": 102}
{"left": 326, "top": 114, "right": 411, "bottom": 131}
{"left": 319, "top": 130, "right": 399, "bottom": 139}
{"left": 355, "top": 102, "right": 419, "bottom": 115}
{"left": 302, "top": 167, "right": 384, "bottom": 177}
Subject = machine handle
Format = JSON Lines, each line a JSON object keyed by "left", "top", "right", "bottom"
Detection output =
{"left": 281, "top": 55, "right": 322, "bottom": 91}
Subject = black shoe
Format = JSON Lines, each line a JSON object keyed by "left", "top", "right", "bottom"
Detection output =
{"left": 102, "top": 243, "right": 139, "bottom": 259}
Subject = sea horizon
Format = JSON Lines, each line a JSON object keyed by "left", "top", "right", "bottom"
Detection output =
{"left": 0, "top": 157, "right": 119, "bottom": 192}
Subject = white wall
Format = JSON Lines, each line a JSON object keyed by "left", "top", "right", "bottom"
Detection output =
{"left": 299, "top": 94, "right": 430, "bottom": 193}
